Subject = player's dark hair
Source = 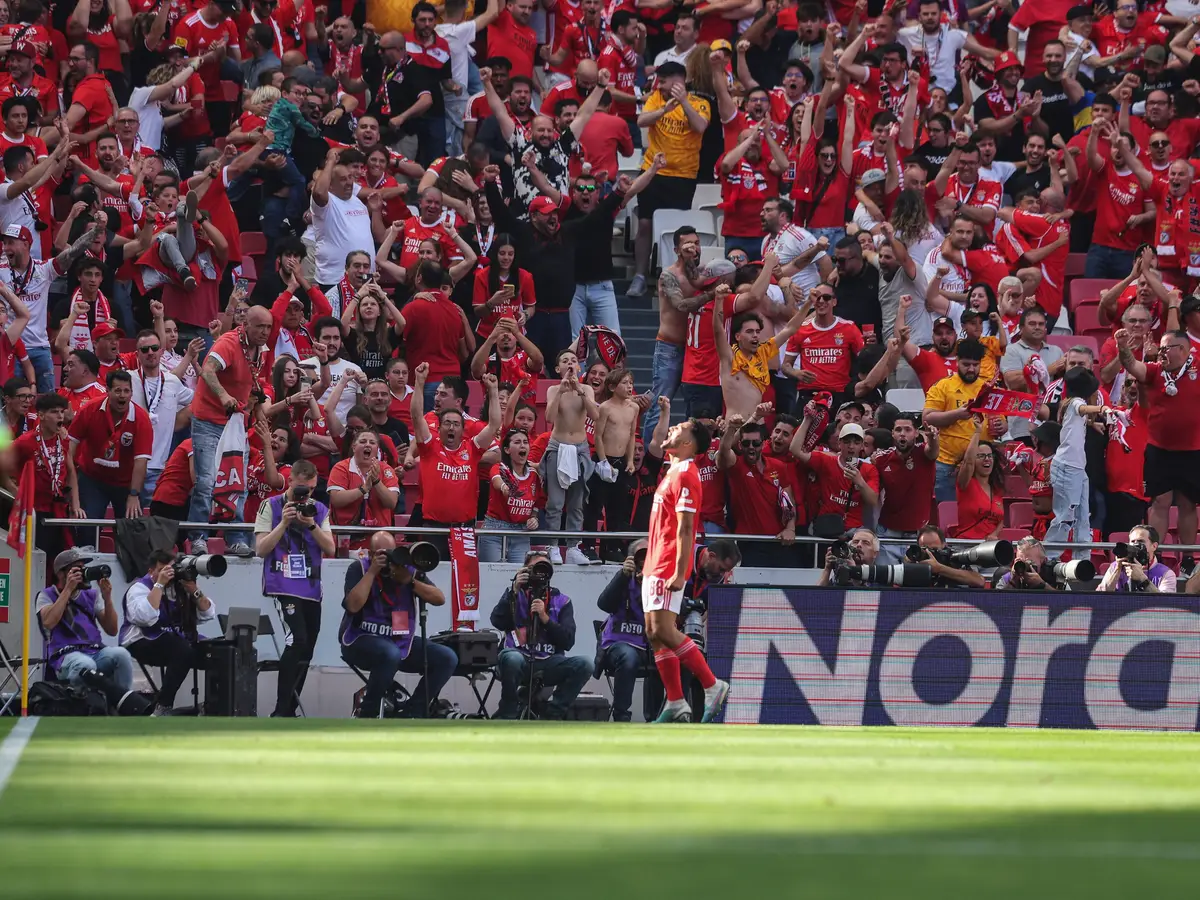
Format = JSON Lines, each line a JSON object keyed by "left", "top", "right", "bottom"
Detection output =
{"left": 688, "top": 418, "right": 713, "bottom": 455}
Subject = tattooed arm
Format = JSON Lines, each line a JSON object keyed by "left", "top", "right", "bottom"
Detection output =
{"left": 52, "top": 222, "right": 102, "bottom": 276}
{"left": 661, "top": 269, "right": 711, "bottom": 314}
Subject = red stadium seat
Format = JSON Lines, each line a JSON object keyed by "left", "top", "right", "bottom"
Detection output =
{"left": 238, "top": 256, "right": 258, "bottom": 283}
{"left": 1000, "top": 528, "right": 1027, "bottom": 542}
{"left": 535, "top": 379, "right": 555, "bottom": 405}
{"left": 241, "top": 232, "right": 267, "bottom": 257}
{"left": 1004, "top": 475, "right": 1030, "bottom": 501}
{"left": 1007, "top": 501, "right": 1033, "bottom": 529}
{"left": 937, "top": 501, "right": 958, "bottom": 531}
{"left": 393, "top": 513, "right": 410, "bottom": 526}
{"left": 1065, "top": 253, "right": 1087, "bottom": 279}
{"left": 1069, "top": 278, "right": 1117, "bottom": 313}
{"left": 467, "top": 381, "right": 484, "bottom": 413}
{"left": 402, "top": 466, "right": 420, "bottom": 487}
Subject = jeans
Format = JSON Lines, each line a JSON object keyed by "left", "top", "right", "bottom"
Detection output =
{"left": 722, "top": 235, "right": 762, "bottom": 261}
{"left": 235, "top": 155, "right": 307, "bottom": 225}
{"left": 477, "top": 516, "right": 531, "bottom": 562}
{"left": 76, "top": 472, "right": 132, "bottom": 543}
{"left": 1085, "top": 244, "right": 1136, "bottom": 279}
{"left": 141, "top": 467, "right": 162, "bottom": 505}
{"left": 811, "top": 227, "right": 846, "bottom": 246}
{"left": 875, "top": 525, "right": 917, "bottom": 564}
{"left": 601, "top": 641, "right": 646, "bottom": 721}
{"left": 110, "top": 279, "right": 136, "bottom": 336}
{"left": 58, "top": 646, "right": 134, "bottom": 693}
{"left": 935, "top": 461, "right": 958, "bottom": 504}
{"left": 495, "top": 648, "right": 593, "bottom": 719}
{"left": 703, "top": 521, "right": 726, "bottom": 535}
{"left": 342, "top": 634, "right": 458, "bottom": 718}
{"left": 681, "top": 382, "right": 723, "bottom": 419}
{"left": 26, "top": 345, "right": 54, "bottom": 394}
{"left": 188, "top": 417, "right": 249, "bottom": 547}
{"left": 642, "top": 340, "right": 684, "bottom": 444}
{"left": 177, "top": 324, "right": 214, "bottom": 358}
{"left": 1046, "top": 460, "right": 1090, "bottom": 546}
{"left": 422, "top": 382, "right": 439, "bottom": 410}
{"left": 526, "top": 310, "right": 572, "bottom": 378}
{"left": 569, "top": 281, "right": 621, "bottom": 337}
{"left": 412, "top": 113, "right": 447, "bottom": 168}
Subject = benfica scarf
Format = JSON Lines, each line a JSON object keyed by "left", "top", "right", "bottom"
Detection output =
{"left": 449, "top": 525, "right": 480, "bottom": 628}
{"left": 67, "top": 288, "right": 111, "bottom": 352}
{"left": 336, "top": 276, "right": 357, "bottom": 318}
{"left": 1155, "top": 188, "right": 1200, "bottom": 275}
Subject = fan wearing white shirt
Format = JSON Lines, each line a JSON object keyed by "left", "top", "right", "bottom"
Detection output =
{"left": 898, "top": 1, "right": 998, "bottom": 94}
{"left": 759, "top": 196, "right": 833, "bottom": 293}
{"left": 438, "top": 0, "right": 501, "bottom": 155}
{"left": 310, "top": 147, "right": 381, "bottom": 287}
{"left": 130, "top": 329, "right": 194, "bottom": 502}
{"left": 299, "top": 316, "right": 365, "bottom": 423}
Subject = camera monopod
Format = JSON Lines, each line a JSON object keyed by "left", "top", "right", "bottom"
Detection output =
{"left": 418, "top": 597, "right": 429, "bottom": 716}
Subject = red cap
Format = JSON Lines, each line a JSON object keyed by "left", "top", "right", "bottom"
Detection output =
{"left": 529, "top": 196, "right": 558, "bottom": 217}
{"left": 1, "top": 224, "right": 32, "bottom": 243}
{"left": 994, "top": 51, "right": 1022, "bottom": 73}
{"left": 92, "top": 322, "right": 124, "bottom": 340}
{"left": 8, "top": 40, "right": 34, "bottom": 58}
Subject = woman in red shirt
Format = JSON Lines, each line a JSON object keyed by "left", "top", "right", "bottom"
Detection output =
{"left": 327, "top": 429, "right": 401, "bottom": 551}
{"left": 479, "top": 429, "right": 542, "bottom": 563}
{"left": 245, "top": 421, "right": 293, "bottom": 523}
{"left": 472, "top": 236, "right": 536, "bottom": 340}
{"left": 953, "top": 419, "right": 1005, "bottom": 540}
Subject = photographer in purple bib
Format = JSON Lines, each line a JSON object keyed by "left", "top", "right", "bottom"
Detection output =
{"left": 340, "top": 531, "right": 458, "bottom": 719}
{"left": 489, "top": 550, "right": 593, "bottom": 719}
{"left": 595, "top": 539, "right": 651, "bottom": 722}
{"left": 255, "top": 461, "right": 337, "bottom": 717}
{"left": 120, "top": 549, "right": 219, "bottom": 717}
{"left": 36, "top": 548, "right": 133, "bottom": 694}
{"left": 1096, "top": 524, "right": 1178, "bottom": 593}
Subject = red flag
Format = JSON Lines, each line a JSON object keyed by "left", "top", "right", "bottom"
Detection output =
{"left": 449, "top": 525, "right": 480, "bottom": 630}
{"left": 7, "top": 460, "right": 34, "bottom": 557}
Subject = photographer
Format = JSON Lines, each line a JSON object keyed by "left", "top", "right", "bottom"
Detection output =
{"left": 817, "top": 529, "right": 879, "bottom": 586}
{"left": 1097, "top": 525, "right": 1177, "bottom": 593}
{"left": 255, "top": 461, "right": 336, "bottom": 718}
{"left": 36, "top": 549, "right": 133, "bottom": 693}
{"left": 340, "top": 532, "right": 457, "bottom": 718}
{"left": 997, "top": 537, "right": 1052, "bottom": 590}
{"left": 120, "top": 550, "right": 216, "bottom": 717}
{"left": 910, "top": 525, "right": 988, "bottom": 589}
{"left": 596, "top": 539, "right": 650, "bottom": 723}
{"left": 489, "top": 550, "right": 593, "bottom": 720}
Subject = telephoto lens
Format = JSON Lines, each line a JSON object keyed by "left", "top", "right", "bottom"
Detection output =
{"left": 175, "top": 554, "right": 228, "bottom": 581}
{"left": 81, "top": 564, "right": 112, "bottom": 582}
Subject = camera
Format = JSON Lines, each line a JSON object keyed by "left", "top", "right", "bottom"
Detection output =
{"left": 386, "top": 541, "right": 440, "bottom": 573}
{"left": 291, "top": 485, "right": 317, "bottom": 519}
{"left": 633, "top": 547, "right": 647, "bottom": 576}
{"left": 835, "top": 563, "right": 933, "bottom": 587}
{"left": 175, "top": 554, "right": 228, "bottom": 581}
{"left": 908, "top": 540, "right": 1014, "bottom": 570}
{"left": 1044, "top": 558, "right": 1095, "bottom": 583}
{"left": 526, "top": 559, "right": 554, "bottom": 592}
{"left": 1113, "top": 540, "right": 1151, "bottom": 567}
{"left": 681, "top": 595, "right": 707, "bottom": 650}
{"left": 81, "top": 564, "right": 111, "bottom": 582}
{"left": 828, "top": 540, "right": 853, "bottom": 561}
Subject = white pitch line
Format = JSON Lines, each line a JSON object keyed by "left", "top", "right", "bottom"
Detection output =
{"left": 0, "top": 717, "right": 38, "bottom": 802}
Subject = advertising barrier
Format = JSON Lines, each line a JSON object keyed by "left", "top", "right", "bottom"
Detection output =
{"left": 706, "top": 586, "right": 1200, "bottom": 730}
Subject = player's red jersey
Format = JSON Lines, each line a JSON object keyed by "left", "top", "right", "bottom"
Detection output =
{"left": 683, "top": 294, "right": 735, "bottom": 387}
{"left": 644, "top": 457, "right": 702, "bottom": 582}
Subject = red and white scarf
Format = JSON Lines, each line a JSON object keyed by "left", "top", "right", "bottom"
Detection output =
{"left": 67, "top": 288, "right": 111, "bottom": 352}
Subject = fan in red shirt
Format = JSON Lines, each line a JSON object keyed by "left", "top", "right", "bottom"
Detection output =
{"left": 596, "top": 12, "right": 642, "bottom": 122}
{"left": 0, "top": 43, "right": 58, "bottom": 119}
{"left": 640, "top": 414, "right": 727, "bottom": 724}
{"left": 839, "top": 33, "right": 930, "bottom": 141}
{"left": 997, "top": 201, "right": 1072, "bottom": 319}
{"left": 1126, "top": 155, "right": 1200, "bottom": 290}
{"left": 1092, "top": 5, "right": 1168, "bottom": 70}
{"left": 403, "top": 275, "right": 471, "bottom": 385}
{"left": 715, "top": 418, "right": 799, "bottom": 554}
{"left": 472, "top": 240, "right": 536, "bottom": 339}
{"left": 789, "top": 419, "right": 880, "bottom": 532}
{"left": 486, "top": 0, "right": 538, "bottom": 79}
{"left": 67, "top": 371, "right": 153, "bottom": 519}
{"left": 172, "top": 3, "right": 242, "bottom": 104}
{"left": 872, "top": 413, "right": 939, "bottom": 549}
{"left": 13, "top": 392, "right": 81, "bottom": 519}
{"left": 58, "top": 349, "right": 108, "bottom": 415}
{"left": 784, "top": 287, "right": 865, "bottom": 401}
{"left": 1007, "top": 0, "right": 1077, "bottom": 79}
{"left": 791, "top": 116, "right": 855, "bottom": 232}
{"left": 149, "top": 438, "right": 194, "bottom": 519}
{"left": 1087, "top": 122, "right": 1153, "bottom": 264}
{"left": 544, "top": 0, "right": 604, "bottom": 73}
{"left": 1104, "top": 378, "right": 1150, "bottom": 536}
{"left": 397, "top": 192, "right": 464, "bottom": 268}
{"left": 718, "top": 125, "right": 785, "bottom": 253}
{"left": 411, "top": 363, "right": 501, "bottom": 531}
{"left": 327, "top": 429, "right": 400, "bottom": 551}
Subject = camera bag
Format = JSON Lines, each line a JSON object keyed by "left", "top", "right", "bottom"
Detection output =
{"left": 432, "top": 630, "right": 500, "bottom": 669}
{"left": 565, "top": 692, "right": 611, "bottom": 721}
{"left": 27, "top": 681, "right": 109, "bottom": 717}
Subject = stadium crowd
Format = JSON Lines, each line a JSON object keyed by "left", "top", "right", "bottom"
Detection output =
{"left": 2, "top": 0, "right": 1200, "bottom": 593}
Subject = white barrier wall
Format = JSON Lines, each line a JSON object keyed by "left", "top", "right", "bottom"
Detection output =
{"left": 1, "top": 552, "right": 818, "bottom": 718}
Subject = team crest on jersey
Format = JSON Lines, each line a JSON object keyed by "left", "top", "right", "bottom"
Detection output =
{"left": 834, "top": 334, "right": 844, "bottom": 345}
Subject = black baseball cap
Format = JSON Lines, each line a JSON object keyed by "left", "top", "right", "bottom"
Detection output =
{"left": 932, "top": 316, "right": 957, "bottom": 330}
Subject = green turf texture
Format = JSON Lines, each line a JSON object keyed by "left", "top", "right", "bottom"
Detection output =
{"left": 2, "top": 719, "right": 1200, "bottom": 899}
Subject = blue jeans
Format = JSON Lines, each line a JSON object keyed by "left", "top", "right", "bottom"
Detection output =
{"left": 723, "top": 235, "right": 762, "bottom": 261}
{"left": 422, "top": 382, "right": 439, "bottom": 410}
{"left": 141, "top": 467, "right": 162, "bottom": 506}
{"left": 110, "top": 280, "right": 136, "bottom": 336}
{"left": 1046, "top": 460, "right": 1090, "bottom": 546}
{"left": 26, "top": 345, "right": 54, "bottom": 394}
{"left": 177, "top": 324, "right": 213, "bottom": 358}
{"left": 600, "top": 640, "right": 646, "bottom": 721}
{"left": 76, "top": 472, "right": 132, "bottom": 544}
{"left": 569, "top": 281, "right": 621, "bottom": 337}
{"left": 412, "top": 114, "right": 447, "bottom": 168}
{"left": 642, "top": 340, "right": 684, "bottom": 444}
{"left": 703, "top": 521, "right": 726, "bottom": 535}
{"left": 256, "top": 154, "right": 308, "bottom": 225}
{"left": 342, "top": 634, "right": 458, "bottom": 718}
{"left": 477, "top": 516, "right": 531, "bottom": 562}
{"left": 811, "top": 227, "right": 846, "bottom": 246}
{"left": 495, "top": 648, "right": 593, "bottom": 719}
{"left": 1085, "top": 244, "right": 1136, "bottom": 279}
{"left": 681, "top": 382, "right": 723, "bottom": 419}
{"left": 875, "top": 525, "right": 917, "bottom": 564}
{"left": 935, "top": 461, "right": 958, "bottom": 504}
{"left": 526, "top": 310, "right": 571, "bottom": 378}
{"left": 188, "top": 417, "right": 249, "bottom": 547}
{"left": 58, "top": 646, "right": 134, "bottom": 693}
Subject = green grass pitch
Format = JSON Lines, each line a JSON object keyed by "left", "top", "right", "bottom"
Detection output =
{"left": 2, "top": 719, "right": 1200, "bottom": 899}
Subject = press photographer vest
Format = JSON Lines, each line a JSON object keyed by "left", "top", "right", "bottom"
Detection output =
{"left": 338, "top": 564, "right": 419, "bottom": 659}
{"left": 261, "top": 494, "right": 329, "bottom": 602}
{"left": 118, "top": 575, "right": 194, "bottom": 644}
{"left": 502, "top": 589, "right": 569, "bottom": 660}
{"left": 39, "top": 586, "right": 104, "bottom": 672}
{"left": 600, "top": 577, "right": 646, "bottom": 651}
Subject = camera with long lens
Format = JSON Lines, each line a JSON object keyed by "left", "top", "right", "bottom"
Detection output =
{"left": 1113, "top": 540, "right": 1151, "bottom": 567}
{"left": 291, "top": 484, "right": 317, "bottom": 520}
{"left": 633, "top": 547, "right": 647, "bottom": 577}
{"left": 907, "top": 540, "right": 1014, "bottom": 570}
{"left": 175, "top": 554, "right": 227, "bottom": 582}
{"left": 680, "top": 595, "right": 707, "bottom": 650}
{"left": 386, "top": 541, "right": 440, "bottom": 573}
{"left": 1012, "top": 557, "right": 1095, "bottom": 587}
{"left": 835, "top": 563, "right": 934, "bottom": 587}
{"left": 80, "top": 564, "right": 111, "bottom": 583}
{"left": 526, "top": 558, "right": 554, "bottom": 592}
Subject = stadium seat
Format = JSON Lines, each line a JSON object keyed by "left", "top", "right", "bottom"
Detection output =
{"left": 242, "top": 232, "right": 267, "bottom": 257}
{"left": 1069, "top": 278, "right": 1116, "bottom": 313}
{"left": 937, "top": 501, "right": 958, "bottom": 531}
{"left": 1007, "top": 501, "right": 1033, "bottom": 529}
{"left": 401, "top": 466, "right": 419, "bottom": 487}
{"left": 653, "top": 209, "right": 717, "bottom": 269}
{"left": 1000, "top": 528, "right": 1027, "bottom": 542}
{"left": 238, "top": 256, "right": 258, "bottom": 283}
{"left": 699, "top": 245, "right": 728, "bottom": 265}
{"left": 1072, "top": 304, "right": 1108, "bottom": 342}
{"left": 1004, "top": 474, "right": 1030, "bottom": 500}
{"left": 535, "top": 379, "right": 555, "bottom": 404}
{"left": 617, "top": 154, "right": 641, "bottom": 177}
{"left": 467, "top": 381, "right": 484, "bottom": 412}
{"left": 1065, "top": 253, "right": 1087, "bottom": 278}
{"left": 393, "top": 514, "right": 410, "bottom": 527}
{"left": 886, "top": 388, "right": 926, "bottom": 413}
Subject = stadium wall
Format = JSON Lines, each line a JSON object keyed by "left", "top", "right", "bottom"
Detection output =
{"left": 707, "top": 586, "right": 1200, "bottom": 730}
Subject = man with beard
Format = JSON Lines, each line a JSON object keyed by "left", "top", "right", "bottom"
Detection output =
{"left": 470, "top": 315, "right": 544, "bottom": 390}
{"left": 1002, "top": 306, "right": 1066, "bottom": 440}
{"left": 401, "top": 3, "right": 454, "bottom": 166}
{"left": 484, "top": 165, "right": 633, "bottom": 375}
{"left": 870, "top": 224, "right": 929, "bottom": 345}
{"left": 68, "top": 369, "right": 153, "bottom": 521}
{"left": 973, "top": 51, "right": 1046, "bottom": 163}
{"left": 897, "top": 317, "right": 961, "bottom": 392}
{"left": 0, "top": 40, "right": 57, "bottom": 122}
{"left": 934, "top": 137, "right": 1003, "bottom": 229}
{"left": 1022, "top": 41, "right": 1084, "bottom": 147}
{"left": 478, "top": 64, "right": 604, "bottom": 215}
{"left": 643, "top": 227, "right": 704, "bottom": 443}
{"left": 923, "top": 339, "right": 992, "bottom": 502}
{"left": 718, "top": 123, "right": 788, "bottom": 261}
{"left": 839, "top": 29, "right": 930, "bottom": 139}
{"left": 760, "top": 197, "right": 832, "bottom": 290}
{"left": 873, "top": 413, "right": 939, "bottom": 563}
{"left": 300, "top": 316, "right": 366, "bottom": 423}
{"left": 717, "top": 416, "right": 800, "bottom": 567}
{"left": 898, "top": 0, "right": 997, "bottom": 94}
{"left": 1004, "top": 134, "right": 1056, "bottom": 200}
